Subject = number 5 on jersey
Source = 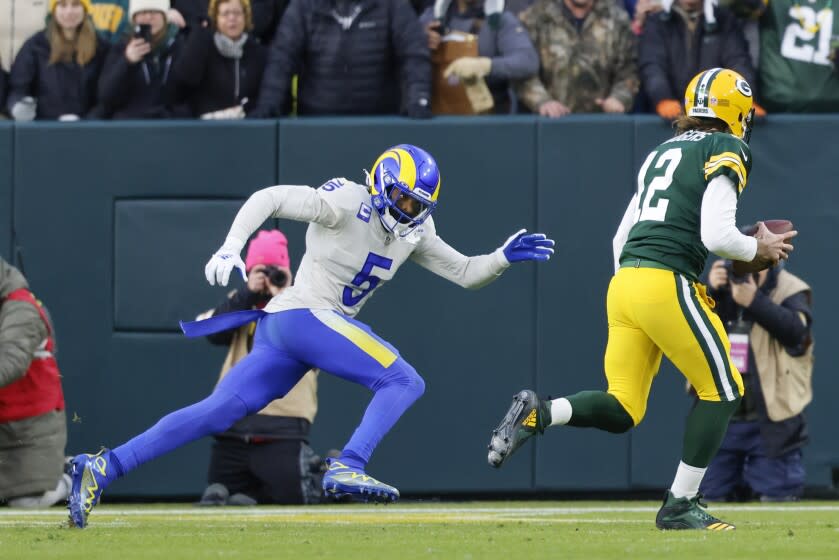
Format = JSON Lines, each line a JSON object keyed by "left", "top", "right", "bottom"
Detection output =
{"left": 343, "top": 253, "right": 394, "bottom": 306}
{"left": 634, "top": 148, "right": 683, "bottom": 223}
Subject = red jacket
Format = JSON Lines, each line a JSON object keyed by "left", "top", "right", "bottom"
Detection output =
{"left": 0, "top": 289, "right": 65, "bottom": 423}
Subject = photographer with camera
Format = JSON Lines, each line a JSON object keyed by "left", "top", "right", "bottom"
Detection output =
{"left": 700, "top": 257, "right": 814, "bottom": 501}
{"left": 194, "top": 229, "right": 324, "bottom": 505}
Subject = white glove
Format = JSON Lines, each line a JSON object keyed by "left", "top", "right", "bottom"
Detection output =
{"left": 11, "top": 96, "right": 37, "bottom": 121}
{"left": 200, "top": 105, "right": 245, "bottom": 120}
{"left": 204, "top": 237, "right": 247, "bottom": 286}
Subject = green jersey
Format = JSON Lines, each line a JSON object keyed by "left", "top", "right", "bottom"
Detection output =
{"left": 620, "top": 131, "right": 752, "bottom": 281}
{"left": 759, "top": 0, "right": 839, "bottom": 112}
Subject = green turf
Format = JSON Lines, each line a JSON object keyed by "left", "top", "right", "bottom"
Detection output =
{"left": 2, "top": 501, "right": 838, "bottom": 559}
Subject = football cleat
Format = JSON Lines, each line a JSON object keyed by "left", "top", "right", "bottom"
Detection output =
{"left": 321, "top": 459, "right": 400, "bottom": 503}
{"left": 487, "top": 389, "right": 551, "bottom": 468}
{"left": 655, "top": 491, "right": 735, "bottom": 531}
{"left": 67, "top": 449, "right": 111, "bottom": 528}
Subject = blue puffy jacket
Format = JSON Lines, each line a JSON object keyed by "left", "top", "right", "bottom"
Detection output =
{"left": 250, "top": 0, "right": 431, "bottom": 117}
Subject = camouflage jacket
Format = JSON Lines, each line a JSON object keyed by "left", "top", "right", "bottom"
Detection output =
{"left": 516, "top": 0, "right": 639, "bottom": 113}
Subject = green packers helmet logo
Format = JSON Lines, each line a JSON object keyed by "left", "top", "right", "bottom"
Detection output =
{"left": 735, "top": 79, "right": 752, "bottom": 97}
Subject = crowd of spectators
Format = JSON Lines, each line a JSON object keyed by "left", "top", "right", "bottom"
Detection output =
{"left": 1, "top": 0, "right": 837, "bottom": 120}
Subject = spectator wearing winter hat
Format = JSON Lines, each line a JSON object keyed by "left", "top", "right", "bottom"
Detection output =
{"left": 98, "top": 0, "right": 190, "bottom": 118}
{"left": 6, "top": 0, "right": 108, "bottom": 121}
{"left": 87, "top": 0, "right": 186, "bottom": 45}
{"left": 194, "top": 229, "right": 323, "bottom": 506}
{"left": 171, "top": 0, "right": 266, "bottom": 118}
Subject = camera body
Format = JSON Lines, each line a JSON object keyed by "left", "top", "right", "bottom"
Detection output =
{"left": 134, "top": 23, "right": 152, "bottom": 43}
{"left": 723, "top": 260, "right": 757, "bottom": 285}
{"left": 262, "top": 265, "right": 289, "bottom": 288}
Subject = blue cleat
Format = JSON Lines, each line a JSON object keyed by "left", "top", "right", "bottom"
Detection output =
{"left": 67, "top": 449, "right": 111, "bottom": 528}
{"left": 321, "top": 459, "right": 400, "bottom": 503}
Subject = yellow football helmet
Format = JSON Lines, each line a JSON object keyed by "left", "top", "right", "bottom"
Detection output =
{"left": 684, "top": 68, "right": 754, "bottom": 142}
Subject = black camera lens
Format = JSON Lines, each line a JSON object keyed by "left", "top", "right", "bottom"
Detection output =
{"left": 262, "top": 265, "right": 288, "bottom": 287}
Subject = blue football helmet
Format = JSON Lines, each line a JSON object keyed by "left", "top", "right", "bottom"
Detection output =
{"left": 367, "top": 144, "right": 441, "bottom": 236}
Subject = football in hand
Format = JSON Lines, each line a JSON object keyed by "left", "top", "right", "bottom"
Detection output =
{"left": 732, "top": 220, "right": 795, "bottom": 275}
{"left": 740, "top": 219, "right": 794, "bottom": 237}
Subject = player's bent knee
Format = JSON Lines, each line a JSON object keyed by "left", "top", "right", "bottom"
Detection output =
{"left": 609, "top": 411, "right": 636, "bottom": 434}
{"left": 401, "top": 363, "right": 426, "bottom": 400}
{"left": 606, "top": 392, "right": 641, "bottom": 433}
{"left": 383, "top": 359, "right": 426, "bottom": 400}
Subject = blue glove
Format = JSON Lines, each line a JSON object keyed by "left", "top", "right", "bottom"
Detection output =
{"left": 501, "top": 228, "right": 555, "bottom": 264}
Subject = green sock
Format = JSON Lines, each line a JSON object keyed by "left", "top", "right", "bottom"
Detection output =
{"left": 566, "top": 391, "right": 634, "bottom": 433}
{"left": 681, "top": 398, "right": 740, "bottom": 468}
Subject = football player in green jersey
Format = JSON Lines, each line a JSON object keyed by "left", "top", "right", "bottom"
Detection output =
{"left": 487, "top": 68, "right": 797, "bottom": 530}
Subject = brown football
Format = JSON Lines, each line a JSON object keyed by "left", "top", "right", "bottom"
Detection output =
{"left": 732, "top": 220, "right": 795, "bottom": 275}
{"left": 740, "top": 219, "right": 794, "bottom": 237}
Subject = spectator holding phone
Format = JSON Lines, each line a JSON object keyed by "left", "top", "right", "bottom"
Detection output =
{"left": 98, "top": 0, "right": 189, "bottom": 118}
{"left": 171, "top": 0, "right": 266, "bottom": 118}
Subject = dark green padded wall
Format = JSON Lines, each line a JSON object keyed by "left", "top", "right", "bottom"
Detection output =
{"left": 534, "top": 116, "right": 635, "bottom": 489}
{"left": 12, "top": 121, "right": 277, "bottom": 496}
{"left": 5, "top": 116, "right": 837, "bottom": 496}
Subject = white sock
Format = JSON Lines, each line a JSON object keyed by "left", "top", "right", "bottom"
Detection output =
{"left": 549, "top": 397, "right": 572, "bottom": 426}
{"left": 669, "top": 461, "right": 707, "bottom": 499}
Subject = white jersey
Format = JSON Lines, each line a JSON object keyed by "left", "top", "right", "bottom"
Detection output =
{"left": 225, "top": 178, "right": 510, "bottom": 318}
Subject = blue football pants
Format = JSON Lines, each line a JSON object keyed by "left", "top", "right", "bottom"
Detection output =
{"left": 111, "top": 309, "right": 425, "bottom": 477}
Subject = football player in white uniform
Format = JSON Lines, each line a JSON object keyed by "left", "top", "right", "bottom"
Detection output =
{"left": 68, "top": 144, "right": 554, "bottom": 528}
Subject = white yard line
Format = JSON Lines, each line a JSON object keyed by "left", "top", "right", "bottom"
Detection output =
{"left": 3, "top": 504, "right": 839, "bottom": 517}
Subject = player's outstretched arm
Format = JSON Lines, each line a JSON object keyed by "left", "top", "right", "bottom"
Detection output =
{"left": 204, "top": 184, "right": 342, "bottom": 287}
{"left": 500, "top": 229, "right": 556, "bottom": 263}
{"left": 411, "top": 228, "right": 555, "bottom": 290}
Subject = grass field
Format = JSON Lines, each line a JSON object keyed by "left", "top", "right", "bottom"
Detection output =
{"left": 2, "top": 501, "right": 838, "bottom": 559}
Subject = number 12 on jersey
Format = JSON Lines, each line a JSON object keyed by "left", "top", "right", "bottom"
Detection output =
{"left": 342, "top": 252, "right": 394, "bottom": 306}
{"left": 634, "top": 148, "right": 682, "bottom": 223}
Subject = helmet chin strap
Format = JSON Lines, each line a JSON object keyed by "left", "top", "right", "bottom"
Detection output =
{"left": 376, "top": 211, "right": 415, "bottom": 238}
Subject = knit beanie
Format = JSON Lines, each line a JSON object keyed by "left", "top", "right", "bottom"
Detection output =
{"left": 49, "top": 0, "right": 93, "bottom": 14}
{"left": 245, "top": 230, "right": 291, "bottom": 272}
{"left": 129, "top": 0, "right": 170, "bottom": 20}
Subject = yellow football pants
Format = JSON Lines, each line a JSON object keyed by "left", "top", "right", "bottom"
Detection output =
{"left": 604, "top": 266, "right": 744, "bottom": 426}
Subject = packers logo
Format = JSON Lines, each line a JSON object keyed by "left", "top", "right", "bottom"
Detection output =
{"left": 735, "top": 79, "right": 752, "bottom": 97}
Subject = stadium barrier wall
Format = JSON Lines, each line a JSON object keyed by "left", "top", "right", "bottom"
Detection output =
{"left": 1, "top": 115, "right": 836, "bottom": 496}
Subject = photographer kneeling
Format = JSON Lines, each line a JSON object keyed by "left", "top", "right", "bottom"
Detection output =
{"left": 700, "top": 257, "right": 814, "bottom": 501}
{"left": 196, "top": 229, "right": 324, "bottom": 505}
